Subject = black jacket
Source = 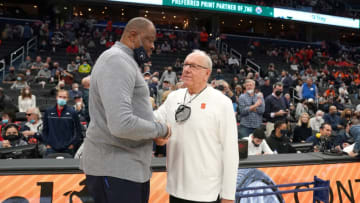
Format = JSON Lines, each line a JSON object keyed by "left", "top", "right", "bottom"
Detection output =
{"left": 266, "top": 131, "right": 296, "bottom": 154}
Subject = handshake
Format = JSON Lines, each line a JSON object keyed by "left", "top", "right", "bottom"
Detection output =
{"left": 154, "top": 124, "right": 171, "bottom": 146}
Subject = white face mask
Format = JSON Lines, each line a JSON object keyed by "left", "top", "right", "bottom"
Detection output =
{"left": 74, "top": 88, "right": 79, "bottom": 92}
{"left": 76, "top": 102, "right": 82, "bottom": 106}
{"left": 316, "top": 116, "right": 322, "bottom": 121}
{"left": 247, "top": 89, "right": 254, "bottom": 95}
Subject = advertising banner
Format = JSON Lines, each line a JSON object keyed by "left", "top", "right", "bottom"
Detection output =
{"left": 0, "top": 162, "right": 359, "bottom": 202}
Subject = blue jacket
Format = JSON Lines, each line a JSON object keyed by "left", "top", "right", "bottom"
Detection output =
{"left": 302, "top": 83, "right": 317, "bottom": 100}
{"left": 350, "top": 125, "right": 360, "bottom": 153}
{"left": 42, "top": 105, "right": 82, "bottom": 151}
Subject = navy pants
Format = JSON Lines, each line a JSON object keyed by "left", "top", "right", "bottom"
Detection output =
{"left": 170, "top": 195, "right": 220, "bottom": 203}
{"left": 86, "top": 175, "right": 150, "bottom": 203}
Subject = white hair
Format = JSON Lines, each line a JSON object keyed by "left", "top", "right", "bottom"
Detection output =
{"left": 190, "top": 49, "right": 213, "bottom": 71}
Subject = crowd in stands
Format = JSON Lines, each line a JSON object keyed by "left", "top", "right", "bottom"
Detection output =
{"left": 1, "top": 15, "right": 360, "bottom": 159}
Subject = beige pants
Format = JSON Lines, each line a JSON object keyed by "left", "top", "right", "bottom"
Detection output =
{"left": 266, "top": 122, "right": 275, "bottom": 137}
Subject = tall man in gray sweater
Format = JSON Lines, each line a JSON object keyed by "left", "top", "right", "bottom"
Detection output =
{"left": 80, "top": 17, "right": 170, "bottom": 203}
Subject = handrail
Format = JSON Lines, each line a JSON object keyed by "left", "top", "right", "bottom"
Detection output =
{"left": 245, "top": 58, "right": 261, "bottom": 73}
{"left": 26, "top": 36, "right": 37, "bottom": 56}
{"left": 10, "top": 46, "right": 25, "bottom": 67}
{"left": 0, "top": 59, "right": 5, "bottom": 81}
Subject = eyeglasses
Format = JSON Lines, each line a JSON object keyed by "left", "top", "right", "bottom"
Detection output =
{"left": 26, "top": 113, "right": 32, "bottom": 116}
{"left": 183, "top": 63, "right": 208, "bottom": 70}
{"left": 175, "top": 105, "right": 191, "bottom": 122}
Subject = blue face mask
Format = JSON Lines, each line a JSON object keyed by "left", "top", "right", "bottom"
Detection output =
{"left": 2, "top": 119, "right": 8, "bottom": 124}
{"left": 57, "top": 98, "right": 67, "bottom": 106}
{"left": 30, "top": 119, "right": 36, "bottom": 124}
{"left": 17, "top": 77, "right": 22, "bottom": 81}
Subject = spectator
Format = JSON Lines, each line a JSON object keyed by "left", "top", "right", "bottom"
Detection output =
{"left": 334, "top": 122, "right": 353, "bottom": 151}
{"left": 73, "top": 95, "right": 86, "bottom": 122}
{"left": 42, "top": 90, "right": 82, "bottom": 156}
{"left": 238, "top": 79, "right": 265, "bottom": 138}
{"left": 228, "top": 55, "right": 240, "bottom": 74}
{"left": 0, "top": 111, "right": 16, "bottom": 137}
{"left": 24, "top": 69, "right": 35, "bottom": 84}
{"left": 39, "top": 40, "right": 49, "bottom": 52}
{"left": 31, "top": 56, "right": 44, "bottom": 70}
{"left": 19, "top": 56, "right": 32, "bottom": 71}
{"left": 160, "top": 66, "right": 177, "bottom": 86}
{"left": 264, "top": 82, "right": 289, "bottom": 137}
{"left": 36, "top": 64, "right": 51, "bottom": 83}
{"left": 295, "top": 99, "right": 308, "bottom": 120}
{"left": 21, "top": 107, "right": 43, "bottom": 140}
{"left": 247, "top": 127, "right": 273, "bottom": 155}
{"left": 78, "top": 60, "right": 92, "bottom": 74}
{"left": 293, "top": 112, "right": 312, "bottom": 143}
{"left": 22, "top": 22, "right": 33, "bottom": 41}
{"left": 157, "top": 80, "right": 171, "bottom": 106}
{"left": 266, "top": 63, "right": 278, "bottom": 84}
{"left": 323, "top": 105, "right": 342, "bottom": 132}
{"left": 266, "top": 120, "right": 296, "bottom": 153}
{"left": 67, "top": 61, "right": 78, "bottom": 73}
{"left": 340, "top": 108, "right": 353, "bottom": 128}
{"left": 18, "top": 87, "right": 36, "bottom": 112}
{"left": 0, "top": 124, "right": 28, "bottom": 149}
{"left": 260, "top": 77, "right": 272, "bottom": 99}
{"left": 310, "top": 110, "right": 325, "bottom": 132}
{"left": 69, "top": 83, "right": 83, "bottom": 100}
{"left": 280, "top": 70, "right": 292, "bottom": 94}
{"left": 0, "top": 88, "right": 16, "bottom": 112}
{"left": 66, "top": 41, "right": 79, "bottom": 54}
{"left": 300, "top": 77, "right": 318, "bottom": 100}
{"left": 81, "top": 76, "right": 90, "bottom": 123}
{"left": 3, "top": 66, "right": 17, "bottom": 84}
{"left": 160, "top": 41, "right": 171, "bottom": 52}
{"left": 230, "top": 76, "right": 240, "bottom": 90}
{"left": 306, "top": 123, "right": 335, "bottom": 152}
{"left": 10, "top": 74, "right": 28, "bottom": 90}
{"left": 324, "top": 85, "right": 336, "bottom": 98}
{"left": 199, "top": 26, "right": 209, "bottom": 50}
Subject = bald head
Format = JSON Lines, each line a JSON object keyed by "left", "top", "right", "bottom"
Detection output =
{"left": 123, "top": 17, "right": 155, "bottom": 35}
{"left": 121, "top": 17, "right": 156, "bottom": 57}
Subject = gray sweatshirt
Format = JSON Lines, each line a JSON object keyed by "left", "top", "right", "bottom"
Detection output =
{"left": 80, "top": 41, "right": 167, "bottom": 182}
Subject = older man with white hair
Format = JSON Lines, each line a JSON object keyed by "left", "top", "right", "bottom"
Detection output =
{"left": 155, "top": 49, "right": 239, "bottom": 203}
{"left": 309, "top": 110, "right": 324, "bottom": 132}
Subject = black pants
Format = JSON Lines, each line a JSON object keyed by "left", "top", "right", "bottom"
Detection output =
{"left": 170, "top": 195, "right": 220, "bottom": 203}
{"left": 86, "top": 175, "right": 150, "bottom": 203}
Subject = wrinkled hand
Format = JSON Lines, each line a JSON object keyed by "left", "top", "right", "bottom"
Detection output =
{"left": 22, "top": 130, "right": 35, "bottom": 137}
{"left": 154, "top": 124, "right": 171, "bottom": 146}
{"left": 2, "top": 140, "right": 11, "bottom": 148}
{"left": 255, "top": 98, "right": 262, "bottom": 106}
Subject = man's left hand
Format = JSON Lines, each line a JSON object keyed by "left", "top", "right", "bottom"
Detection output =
{"left": 221, "top": 199, "right": 234, "bottom": 203}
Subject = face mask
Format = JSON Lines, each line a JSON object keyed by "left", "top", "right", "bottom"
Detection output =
{"left": 57, "top": 98, "right": 67, "bottom": 106}
{"left": 74, "top": 88, "right": 79, "bottom": 92}
{"left": 44, "top": 68, "right": 48, "bottom": 71}
{"left": 275, "top": 90, "right": 282, "bottom": 96}
{"left": 316, "top": 116, "right": 322, "bottom": 121}
{"left": 2, "top": 119, "right": 8, "bottom": 124}
{"left": 17, "top": 77, "right": 22, "bottom": 81}
{"left": 252, "top": 140, "right": 260, "bottom": 147}
{"left": 3, "top": 134, "right": 19, "bottom": 141}
{"left": 247, "top": 89, "right": 254, "bottom": 94}
{"left": 59, "top": 86, "right": 64, "bottom": 89}
{"left": 330, "top": 112, "right": 336, "bottom": 115}
{"left": 76, "top": 102, "right": 82, "bottom": 106}
{"left": 10, "top": 70, "right": 14, "bottom": 73}
{"left": 76, "top": 60, "right": 80, "bottom": 63}
{"left": 134, "top": 46, "right": 149, "bottom": 67}
{"left": 346, "top": 114, "right": 351, "bottom": 118}
{"left": 26, "top": 72, "right": 31, "bottom": 76}
{"left": 168, "top": 69, "right": 172, "bottom": 73}
{"left": 30, "top": 119, "right": 35, "bottom": 124}
{"left": 280, "top": 129, "right": 288, "bottom": 136}
{"left": 133, "top": 36, "right": 149, "bottom": 67}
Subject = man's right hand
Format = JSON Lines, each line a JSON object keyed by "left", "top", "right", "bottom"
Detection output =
{"left": 276, "top": 110, "right": 287, "bottom": 116}
{"left": 154, "top": 124, "right": 172, "bottom": 146}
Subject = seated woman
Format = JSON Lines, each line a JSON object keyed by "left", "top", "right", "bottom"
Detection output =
{"left": 18, "top": 86, "right": 36, "bottom": 112}
{"left": 0, "top": 124, "right": 28, "bottom": 148}
{"left": 293, "top": 112, "right": 313, "bottom": 143}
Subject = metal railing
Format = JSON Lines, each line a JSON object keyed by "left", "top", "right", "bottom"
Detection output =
{"left": 10, "top": 46, "right": 25, "bottom": 67}
{"left": 0, "top": 59, "right": 5, "bottom": 81}
{"left": 236, "top": 176, "right": 330, "bottom": 203}
{"left": 26, "top": 36, "right": 38, "bottom": 56}
{"left": 245, "top": 58, "right": 261, "bottom": 73}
